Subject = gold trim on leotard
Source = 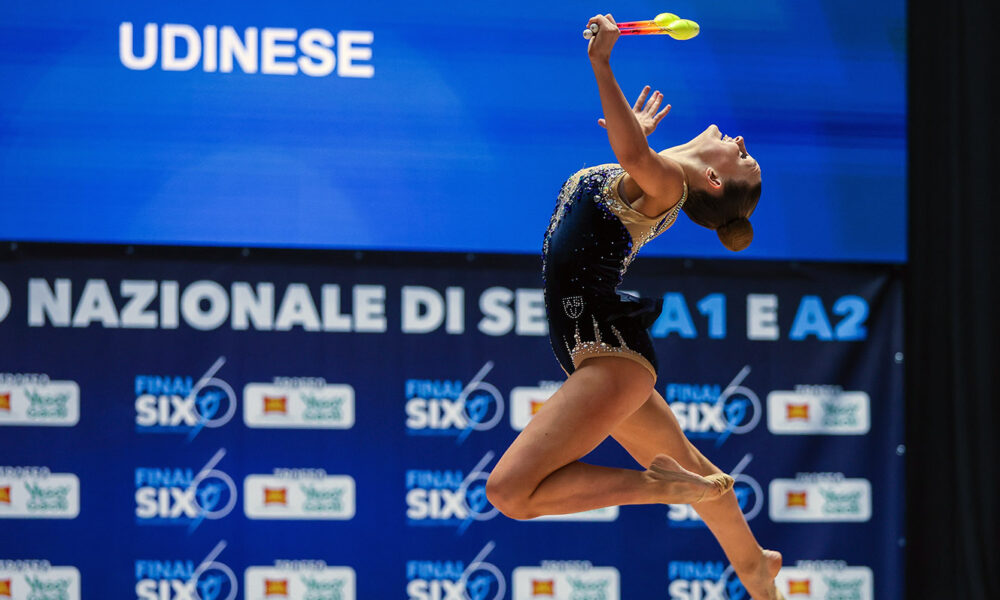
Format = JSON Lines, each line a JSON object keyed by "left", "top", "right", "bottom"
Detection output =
{"left": 564, "top": 315, "right": 658, "bottom": 380}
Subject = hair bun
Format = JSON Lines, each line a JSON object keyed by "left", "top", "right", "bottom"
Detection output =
{"left": 717, "top": 218, "right": 753, "bottom": 252}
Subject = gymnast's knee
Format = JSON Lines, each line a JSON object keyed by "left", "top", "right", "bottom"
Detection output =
{"left": 485, "top": 470, "right": 540, "bottom": 520}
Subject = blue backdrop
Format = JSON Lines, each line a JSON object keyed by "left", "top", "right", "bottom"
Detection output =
{"left": 0, "top": 252, "right": 904, "bottom": 599}
{"left": 0, "top": 0, "right": 906, "bottom": 261}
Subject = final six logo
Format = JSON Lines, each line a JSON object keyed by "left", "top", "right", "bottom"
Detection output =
{"left": 134, "top": 357, "right": 236, "bottom": 439}
{"left": 406, "top": 452, "right": 497, "bottom": 533}
{"left": 665, "top": 366, "right": 761, "bottom": 446}
{"left": 405, "top": 362, "right": 504, "bottom": 443}
{"left": 134, "top": 449, "right": 237, "bottom": 532}
{"left": 406, "top": 542, "right": 506, "bottom": 600}
{"left": 135, "top": 541, "right": 237, "bottom": 600}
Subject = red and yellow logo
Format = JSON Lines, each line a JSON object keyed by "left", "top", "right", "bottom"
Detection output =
{"left": 264, "top": 487, "right": 287, "bottom": 506}
{"left": 530, "top": 400, "right": 547, "bottom": 416}
{"left": 786, "top": 403, "right": 809, "bottom": 420}
{"left": 0, "top": 392, "right": 11, "bottom": 411}
{"left": 786, "top": 491, "right": 808, "bottom": 508}
{"left": 263, "top": 396, "right": 287, "bottom": 414}
{"left": 788, "top": 579, "right": 812, "bottom": 595}
{"left": 531, "top": 579, "right": 555, "bottom": 596}
{"left": 0, "top": 578, "right": 12, "bottom": 596}
{"left": 0, "top": 486, "right": 11, "bottom": 504}
{"left": 264, "top": 578, "right": 288, "bottom": 596}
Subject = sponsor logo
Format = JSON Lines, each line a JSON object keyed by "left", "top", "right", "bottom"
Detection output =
{"left": 0, "top": 467, "right": 79, "bottom": 519}
{"left": 135, "top": 541, "right": 237, "bottom": 600}
{"left": 769, "top": 475, "right": 871, "bottom": 522}
{"left": 0, "top": 374, "right": 79, "bottom": 427}
{"left": 244, "top": 561, "right": 356, "bottom": 600}
{"left": 664, "top": 367, "right": 761, "bottom": 446}
{"left": 134, "top": 358, "right": 236, "bottom": 439}
{"left": 406, "top": 542, "right": 506, "bottom": 600}
{"left": 244, "top": 470, "right": 355, "bottom": 520}
{"left": 774, "top": 562, "right": 873, "bottom": 600}
{"left": 134, "top": 449, "right": 237, "bottom": 531}
{"left": 0, "top": 561, "right": 81, "bottom": 600}
{"left": 767, "top": 387, "right": 870, "bottom": 435}
{"left": 244, "top": 378, "right": 355, "bottom": 430}
{"left": 668, "top": 455, "right": 763, "bottom": 527}
{"left": 509, "top": 383, "right": 561, "bottom": 431}
{"left": 667, "top": 561, "right": 748, "bottom": 600}
{"left": 405, "top": 362, "right": 504, "bottom": 443}
{"left": 513, "top": 562, "right": 620, "bottom": 599}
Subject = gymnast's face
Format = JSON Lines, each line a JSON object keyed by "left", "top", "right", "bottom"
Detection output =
{"left": 691, "top": 124, "right": 761, "bottom": 193}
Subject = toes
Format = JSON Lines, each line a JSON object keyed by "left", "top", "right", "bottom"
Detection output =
{"left": 695, "top": 473, "right": 734, "bottom": 502}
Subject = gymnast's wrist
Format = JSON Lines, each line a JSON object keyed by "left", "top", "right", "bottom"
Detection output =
{"left": 589, "top": 55, "right": 611, "bottom": 68}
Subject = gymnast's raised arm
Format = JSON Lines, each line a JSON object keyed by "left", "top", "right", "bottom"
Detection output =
{"left": 586, "top": 14, "right": 686, "bottom": 213}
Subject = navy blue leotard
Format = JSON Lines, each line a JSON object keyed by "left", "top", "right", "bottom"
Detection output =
{"left": 542, "top": 164, "right": 686, "bottom": 380}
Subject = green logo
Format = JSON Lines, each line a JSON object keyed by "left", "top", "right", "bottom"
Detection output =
{"left": 821, "top": 399, "right": 859, "bottom": 427}
{"left": 301, "top": 394, "right": 344, "bottom": 422}
{"left": 567, "top": 576, "right": 610, "bottom": 600}
{"left": 824, "top": 575, "right": 864, "bottom": 600}
{"left": 819, "top": 488, "right": 862, "bottom": 515}
{"left": 25, "top": 575, "right": 72, "bottom": 600}
{"left": 301, "top": 575, "right": 346, "bottom": 600}
{"left": 25, "top": 389, "right": 70, "bottom": 419}
{"left": 300, "top": 484, "right": 344, "bottom": 513}
{"left": 25, "top": 482, "right": 71, "bottom": 512}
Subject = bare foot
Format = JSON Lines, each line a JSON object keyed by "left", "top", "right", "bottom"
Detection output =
{"left": 645, "top": 454, "right": 734, "bottom": 504}
{"left": 736, "top": 548, "right": 784, "bottom": 600}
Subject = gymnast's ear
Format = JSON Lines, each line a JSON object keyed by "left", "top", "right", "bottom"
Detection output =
{"left": 704, "top": 167, "right": 722, "bottom": 191}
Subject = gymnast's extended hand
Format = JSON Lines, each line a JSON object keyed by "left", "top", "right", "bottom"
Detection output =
{"left": 598, "top": 86, "right": 671, "bottom": 137}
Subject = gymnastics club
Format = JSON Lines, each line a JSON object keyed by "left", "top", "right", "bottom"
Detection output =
{"left": 583, "top": 12, "right": 700, "bottom": 40}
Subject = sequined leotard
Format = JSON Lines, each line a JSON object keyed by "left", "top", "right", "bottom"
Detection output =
{"left": 542, "top": 164, "right": 687, "bottom": 379}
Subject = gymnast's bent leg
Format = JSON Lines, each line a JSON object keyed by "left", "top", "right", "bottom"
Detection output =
{"left": 485, "top": 356, "right": 732, "bottom": 520}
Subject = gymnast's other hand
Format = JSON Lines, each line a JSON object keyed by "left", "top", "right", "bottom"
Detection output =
{"left": 587, "top": 14, "right": 619, "bottom": 63}
{"left": 599, "top": 85, "right": 671, "bottom": 136}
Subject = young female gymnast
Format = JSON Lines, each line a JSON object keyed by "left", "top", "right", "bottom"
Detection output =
{"left": 485, "top": 14, "right": 783, "bottom": 600}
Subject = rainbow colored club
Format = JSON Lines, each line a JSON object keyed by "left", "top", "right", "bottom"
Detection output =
{"left": 584, "top": 12, "right": 700, "bottom": 40}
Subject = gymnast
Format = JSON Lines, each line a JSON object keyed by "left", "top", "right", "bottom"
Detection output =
{"left": 486, "top": 14, "right": 782, "bottom": 600}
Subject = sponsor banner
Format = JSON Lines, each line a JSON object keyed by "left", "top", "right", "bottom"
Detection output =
{"left": 244, "top": 563, "right": 355, "bottom": 600}
{"left": 769, "top": 476, "right": 872, "bottom": 522}
{"left": 513, "top": 563, "right": 620, "bottom": 599}
{"left": 509, "top": 384, "right": 560, "bottom": 431}
{"left": 243, "top": 380, "right": 355, "bottom": 429}
{"left": 0, "top": 377, "right": 79, "bottom": 427}
{"left": 775, "top": 563, "right": 873, "bottom": 600}
{"left": 244, "top": 472, "right": 355, "bottom": 520}
{"left": 0, "top": 468, "right": 79, "bottom": 519}
{"left": 0, "top": 562, "right": 81, "bottom": 600}
{"left": 767, "top": 388, "right": 870, "bottom": 435}
{"left": 0, "top": 255, "right": 905, "bottom": 597}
